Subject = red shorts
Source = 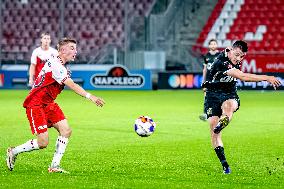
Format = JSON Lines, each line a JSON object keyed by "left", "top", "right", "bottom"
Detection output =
{"left": 26, "top": 103, "right": 66, "bottom": 135}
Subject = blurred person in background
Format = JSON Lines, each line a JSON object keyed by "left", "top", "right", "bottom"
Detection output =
{"left": 199, "top": 39, "right": 220, "bottom": 121}
{"left": 28, "top": 32, "right": 58, "bottom": 87}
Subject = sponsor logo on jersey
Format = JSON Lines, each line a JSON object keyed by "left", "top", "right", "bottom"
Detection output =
{"left": 220, "top": 75, "right": 235, "bottom": 82}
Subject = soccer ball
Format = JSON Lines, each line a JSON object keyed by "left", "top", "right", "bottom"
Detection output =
{"left": 134, "top": 115, "right": 156, "bottom": 137}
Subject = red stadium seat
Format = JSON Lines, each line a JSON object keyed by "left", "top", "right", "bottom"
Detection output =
{"left": 196, "top": 0, "right": 284, "bottom": 53}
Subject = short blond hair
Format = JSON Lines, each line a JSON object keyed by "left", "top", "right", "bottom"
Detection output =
{"left": 40, "top": 32, "right": 50, "bottom": 38}
{"left": 57, "top": 37, "right": 77, "bottom": 51}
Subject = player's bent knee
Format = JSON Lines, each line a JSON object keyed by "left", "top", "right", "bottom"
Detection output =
{"left": 61, "top": 127, "right": 72, "bottom": 138}
{"left": 37, "top": 132, "right": 49, "bottom": 149}
{"left": 38, "top": 139, "right": 49, "bottom": 149}
{"left": 66, "top": 127, "right": 72, "bottom": 137}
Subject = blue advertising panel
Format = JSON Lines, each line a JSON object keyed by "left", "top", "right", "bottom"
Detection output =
{"left": 72, "top": 65, "right": 152, "bottom": 90}
{"left": 0, "top": 65, "right": 152, "bottom": 90}
{"left": 0, "top": 70, "right": 27, "bottom": 89}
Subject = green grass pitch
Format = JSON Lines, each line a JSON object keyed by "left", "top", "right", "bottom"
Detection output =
{"left": 0, "top": 90, "right": 284, "bottom": 188}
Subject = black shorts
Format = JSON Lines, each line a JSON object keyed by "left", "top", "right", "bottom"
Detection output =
{"left": 204, "top": 91, "right": 240, "bottom": 118}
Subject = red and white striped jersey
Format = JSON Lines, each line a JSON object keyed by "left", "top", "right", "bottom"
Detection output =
{"left": 24, "top": 55, "right": 70, "bottom": 108}
{"left": 30, "top": 47, "right": 58, "bottom": 79}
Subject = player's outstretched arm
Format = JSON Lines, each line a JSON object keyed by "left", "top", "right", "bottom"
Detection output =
{"left": 226, "top": 68, "right": 282, "bottom": 90}
{"left": 63, "top": 78, "right": 105, "bottom": 107}
{"left": 265, "top": 75, "right": 282, "bottom": 90}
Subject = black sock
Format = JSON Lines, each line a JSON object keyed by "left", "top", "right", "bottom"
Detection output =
{"left": 214, "top": 146, "right": 229, "bottom": 168}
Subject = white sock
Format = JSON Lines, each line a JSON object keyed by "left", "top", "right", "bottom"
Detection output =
{"left": 12, "top": 139, "right": 39, "bottom": 155}
{"left": 51, "top": 136, "right": 69, "bottom": 168}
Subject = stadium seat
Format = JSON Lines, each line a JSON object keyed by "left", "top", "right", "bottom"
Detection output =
{"left": 197, "top": 0, "right": 284, "bottom": 52}
{"left": 244, "top": 32, "right": 254, "bottom": 41}
{"left": 0, "top": 0, "right": 161, "bottom": 61}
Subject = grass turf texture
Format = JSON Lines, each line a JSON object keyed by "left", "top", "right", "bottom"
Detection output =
{"left": 0, "top": 90, "right": 284, "bottom": 188}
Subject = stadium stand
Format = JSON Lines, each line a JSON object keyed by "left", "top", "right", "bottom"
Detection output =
{"left": 1, "top": 0, "right": 155, "bottom": 62}
{"left": 2, "top": 0, "right": 283, "bottom": 72}
{"left": 195, "top": 0, "right": 284, "bottom": 54}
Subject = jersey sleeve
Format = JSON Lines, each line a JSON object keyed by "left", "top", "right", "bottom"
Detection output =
{"left": 30, "top": 48, "right": 38, "bottom": 65}
{"left": 223, "top": 62, "right": 240, "bottom": 75}
{"left": 223, "top": 67, "right": 237, "bottom": 75}
{"left": 50, "top": 60, "right": 69, "bottom": 84}
{"left": 52, "top": 48, "right": 59, "bottom": 56}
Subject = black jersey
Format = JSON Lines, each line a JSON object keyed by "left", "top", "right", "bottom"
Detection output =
{"left": 203, "top": 51, "right": 220, "bottom": 81}
{"left": 204, "top": 51, "right": 240, "bottom": 93}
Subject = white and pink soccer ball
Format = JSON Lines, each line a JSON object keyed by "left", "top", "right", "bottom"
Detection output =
{"left": 134, "top": 115, "right": 156, "bottom": 137}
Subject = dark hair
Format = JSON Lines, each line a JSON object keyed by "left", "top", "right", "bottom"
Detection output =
{"left": 208, "top": 39, "right": 218, "bottom": 45}
{"left": 232, "top": 40, "right": 248, "bottom": 52}
{"left": 57, "top": 37, "right": 77, "bottom": 51}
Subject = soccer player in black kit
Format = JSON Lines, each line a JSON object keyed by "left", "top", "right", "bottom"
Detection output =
{"left": 202, "top": 40, "right": 282, "bottom": 174}
{"left": 199, "top": 39, "right": 220, "bottom": 121}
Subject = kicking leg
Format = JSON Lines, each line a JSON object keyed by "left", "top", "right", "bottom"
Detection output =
{"left": 213, "top": 99, "right": 238, "bottom": 134}
{"left": 209, "top": 116, "right": 231, "bottom": 174}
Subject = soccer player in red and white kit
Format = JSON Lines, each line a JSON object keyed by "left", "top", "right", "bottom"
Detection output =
{"left": 6, "top": 38, "right": 105, "bottom": 173}
{"left": 28, "top": 32, "right": 58, "bottom": 86}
